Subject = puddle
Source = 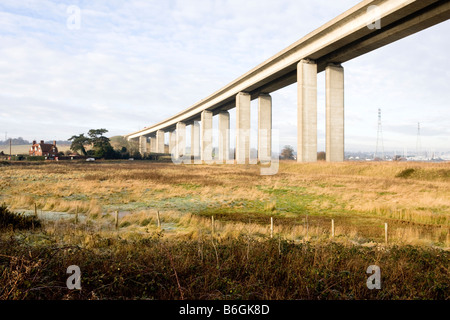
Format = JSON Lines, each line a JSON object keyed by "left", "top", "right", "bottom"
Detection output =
{"left": 14, "top": 209, "right": 86, "bottom": 222}
{"left": 160, "top": 222, "right": 177, "bottom": 231}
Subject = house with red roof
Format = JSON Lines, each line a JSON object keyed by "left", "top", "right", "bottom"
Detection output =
{"left": 29, "top": 140, "right": 59, "bottom": 158}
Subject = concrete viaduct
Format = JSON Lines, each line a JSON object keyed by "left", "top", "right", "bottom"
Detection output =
{"left": 124, "top": 0, "right": 449, "bottom": 163}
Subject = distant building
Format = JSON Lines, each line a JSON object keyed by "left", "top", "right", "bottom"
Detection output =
{"left": 29, "top": 140, "right": 59, "bottom": 158}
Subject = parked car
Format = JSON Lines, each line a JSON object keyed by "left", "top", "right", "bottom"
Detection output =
{"left": 86, "top": 158, "right": 95, "bottom": 162}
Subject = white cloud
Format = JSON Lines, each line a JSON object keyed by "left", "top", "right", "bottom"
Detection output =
{"left": 0, "top": 0, "right": 448, "bottom": 152}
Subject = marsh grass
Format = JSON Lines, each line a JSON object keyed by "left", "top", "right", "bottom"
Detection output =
{"left": 1, "top": 160, "right": 449, "bottom": 247}
{"left": 7, "top": 195, "right": 103, "bottom": 217}
{"left": 1, "top": 158, "right": 449, "bottom": 300}
{"left": 0, "top": 161, "right": 450, "bottom": 299}
{"left": 0, "top": 218, "right": 448, "bottom": 300}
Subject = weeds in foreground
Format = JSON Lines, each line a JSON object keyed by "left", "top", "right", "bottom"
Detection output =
{"left": 0, "top": 227, "right": 448, "bottom": 300}
{"left": 0, "top": 161, "right": 448, "bottom": 300}
{"left": 0, "top": 204, "right": 41, "bottom": 230}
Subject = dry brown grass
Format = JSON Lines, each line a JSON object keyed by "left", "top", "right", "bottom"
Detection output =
{"left": 0, "top": 160, "right": 448, "bottom": 247}
{"left": 1, "top": 160, "right": 449, "bottom": 300}
{"left": 1, "top": 214, "right": 448, "bottom": 300}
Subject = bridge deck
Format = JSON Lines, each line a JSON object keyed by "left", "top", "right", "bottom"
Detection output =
{"left": 125, "top": 0, "right": 450, "bottom": 138}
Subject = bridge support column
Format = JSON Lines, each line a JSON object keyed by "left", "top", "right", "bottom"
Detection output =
{"left": 326, "top": 63, "right": 344, "bottom": 162}
{"left": 156, "top": 130, "right": 165, "bottom": 154}
{"left": 147, "top": 137, "right": 154, "bottom": 153}
{"left": 191, "top": 121, "right": 200, "bottom": 158}
{"left": 297, "top": 59, "right": 317, "bottom": 162}
{"left": 258, "top": 94, "right": 272, "bottom": 163}
{"left": 150, "top": 136, "right": 156, "bottom": 153}
{"left": 176, "top": 122, "right": 186, "bottom": 158}
{"left": 218, "top": 111, "right": 230, "bottom": 163}
{"left": 169, "top": 131, "right": 176, "bottom": 155}
{"left": 236, "top": 92, "right": 251, "bottom": 164}
{"left": 201, "top": 111, "right": 213, "bottom": 162}
{"left": 139, "top": 136, "right": 147, "bottom": 155}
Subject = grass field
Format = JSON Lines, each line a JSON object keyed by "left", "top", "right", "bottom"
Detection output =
{"left": 0, "top": 160, "right": 449, "bottom": 299}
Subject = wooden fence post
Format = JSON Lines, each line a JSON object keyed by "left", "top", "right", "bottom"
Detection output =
{"left": 385, "top": 223, "right": 388, "bottom": 244}
{"left": 331, "top": 219, "right": 335, "bottom": 238}
{"left": 156, "top": 210, "right": 161, "bottom": 228}
{"left": 75, "top": 206, "right": 79, "bottom": 224}
{"left": 270, "top": 217, "right": 274, "bottom": 239}
{"left": 115, "top": 211, "right": 119, "bottom": 230}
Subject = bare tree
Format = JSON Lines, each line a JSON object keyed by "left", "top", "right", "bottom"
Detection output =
{"left": 317, "top": 151, "right": 326, "bottom": 161}
{"left": 280, "top": 145, "right": 295, "bottom": 160}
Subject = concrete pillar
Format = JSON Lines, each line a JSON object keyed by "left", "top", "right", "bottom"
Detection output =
{"left": 148, "top": 135, "right": 153, "bottom": 153}
{"left": 201, "top": 110, "right": 213, "bottom": 162}
{"left": 156, "top": 130, "right": 165, "bottom": 154}
{"left": 326, "top": 63, "right": 344, "bottom": 162}
{"left": 236, "top": 92, "right": 251, "bottom": 164}
{"left": 258, "top": 94, "right": 272, "bottom": 163}
{"left": 169, "top": 131, "right": 176, "bottom": 155}
{"left": 150, "top": 136, "right": 156, "bottom": 153}
{"left": 139, "top": 136, "right": 147, "bottom": 155}
{"left": 191, "top": 121, "right": 200, "bottom": 158}
{"left": 176, "top": 122, "right": 186, "bottom": 158}
{"left": 297, "top": 59, "right": 317, "bottom": 162}
{"left": 218, "top": 111, "right": 230, "bottom": 163}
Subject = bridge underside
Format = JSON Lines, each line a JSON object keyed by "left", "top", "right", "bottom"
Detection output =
{"left": 125, "top": 0, "right": 449, "bottom": 163}
{"left": 229, "top": 0, "right": 450, "bottom": 106}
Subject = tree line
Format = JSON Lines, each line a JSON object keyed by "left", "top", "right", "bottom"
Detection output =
{"left": 68, "top": 133, "right": 324, "bottom": 161}
{"left": 69, "top": 129, "right": 138, "bottom": 160}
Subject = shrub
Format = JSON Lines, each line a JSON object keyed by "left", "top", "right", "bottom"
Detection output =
{"left": 0, "top": 204, "right": 41, "bottom": 230}
{"left": 120, "top": 221, "right": 131, "bottom": 228}
{"left": 396, "top": 168, "right": 415, "bottom": 178}
{"left": 27, "top": 156, "right": 45, "bottom": 161}
{"left": 11, "top": 155, "right": 26, "bottom": 161}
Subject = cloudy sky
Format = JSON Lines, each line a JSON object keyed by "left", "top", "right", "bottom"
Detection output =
{"left": 0, "top": 0, "right": 448, "bottom": 153}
